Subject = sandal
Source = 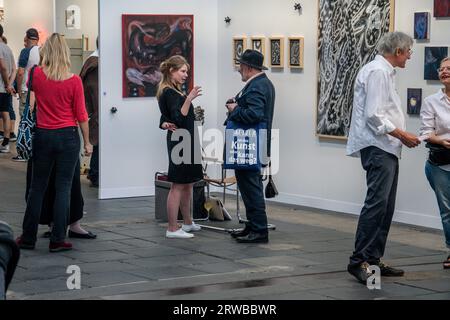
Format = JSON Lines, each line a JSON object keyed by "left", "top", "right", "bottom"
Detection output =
{"left": 444, "top": 255, "right": 450, "bottom": 270}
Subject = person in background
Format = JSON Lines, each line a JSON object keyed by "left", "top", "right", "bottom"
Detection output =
{"left": 420, "top": 57, "right": 450, "bottom": 269}
{"left": 157, "top": 55, "right": 203, "bottom": 239}
{"left": 12, "top": 28, "right": 40, "bottom": 161}
{"left": 15, "top": 33, "right": 92, "bottom": 253}
{"left": 0, "top": 25, "right": 16, "bottom": 154}
{"left": 80, "top": 37, "right": 99, "bottom": 187}
{"left": 346, "top": 32, "right": 421, "bottom": 284}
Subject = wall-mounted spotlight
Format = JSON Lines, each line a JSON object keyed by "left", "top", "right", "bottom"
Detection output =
{"left": 224, "top": 16, "right": 231, "bottom": 24}
{"left": 294, "top": 3, "right": 302, "bottom": 14}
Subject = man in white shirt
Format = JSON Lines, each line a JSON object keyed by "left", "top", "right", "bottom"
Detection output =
{"left": 346, "top": 32, "right": 420, "bottom": 284}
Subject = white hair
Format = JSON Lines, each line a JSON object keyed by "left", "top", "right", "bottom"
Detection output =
{"left": 377, "top": 32, "right": 413, "bottom": 56}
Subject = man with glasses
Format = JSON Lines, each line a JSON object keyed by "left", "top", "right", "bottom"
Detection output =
{"left": 346, "top": 32, "right": 421, "bottom": 284}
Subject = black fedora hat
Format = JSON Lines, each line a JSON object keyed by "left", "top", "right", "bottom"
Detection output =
{"left": 235, "top": 49, "right": 268, "bottom": 70}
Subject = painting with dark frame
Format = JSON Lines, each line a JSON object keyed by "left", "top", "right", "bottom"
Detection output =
{"left": 433, "top": 0, "right": 450, "bottom": 17}
{"left": 407, "top": 88, "right": 422, "bottom": 115}
{"left": 316, "top": 0, "right": 395, "bottom": 139}
{"left": 414, "top": 12, "right": 430, "bottom": 40}
{"left": 122, "top": 14, "right": 194, "bottom": 98}
{"left": 424, "top": 46, "right": 448, "bottom": 80}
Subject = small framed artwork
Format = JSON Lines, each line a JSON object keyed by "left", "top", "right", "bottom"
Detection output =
{"left": 66, "top": 9, "right": 76, "bottom": 28}
{"left": 424, "top": 46, "right": 449, "bottom": 80}
{"left": 251, "top": 37, "right": 266, "bottom": 63}
{"left": 233, "top": 37, "right": 247, "bottom": 67}
{"left": 414, "top": 12, "right": 430, "bottom": 40}
{"left": 407, "top": 88, "right": 422, "bottom": 115}
{"left": 433, "top": 0, "right": 450, "bottom": 17}
{"left": 269, "top": 37, "right": 284, "bottom": 68}
{"left": 288, "top": 37, "right": 304, "bottom": 68}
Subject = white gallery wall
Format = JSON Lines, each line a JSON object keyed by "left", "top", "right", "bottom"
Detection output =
{"left": 217, "top": 0, "right": 450, "bottom": 230}
{"left": 99, "top": 0, "right": 219, "bottom": 199}
{"left": 55, "top": 0, "right": 98, "bottom": 51}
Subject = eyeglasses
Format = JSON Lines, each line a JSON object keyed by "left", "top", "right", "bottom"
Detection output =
{"left": 438, "top": 66, "right": 450, "bottom": 73}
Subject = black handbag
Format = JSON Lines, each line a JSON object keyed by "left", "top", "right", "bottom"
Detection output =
{"left": 426, "top": 142, "right": 450, "bottom": 166}
{"left": 264, "top": 162, "right": 278, "bottom": 198}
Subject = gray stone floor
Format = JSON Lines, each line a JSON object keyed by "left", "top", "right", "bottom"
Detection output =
{"left": 0, "top": 153, "right": 449, "bottom": 300}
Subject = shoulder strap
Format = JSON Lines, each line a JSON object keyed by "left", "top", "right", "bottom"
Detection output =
{"left": 28, "top": 65, "right": 37, "bottom": 91}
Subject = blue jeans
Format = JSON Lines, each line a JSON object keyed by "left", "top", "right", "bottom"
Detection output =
{"left": 425, "top": 161, "right": 450, "bottom": 249}
{"left": 22, "top": 127, "right": 80, "bottom": 244}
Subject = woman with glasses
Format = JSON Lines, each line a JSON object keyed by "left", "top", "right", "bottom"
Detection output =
{"left": 420, "top": 57, "right": 450, "bottom": 269}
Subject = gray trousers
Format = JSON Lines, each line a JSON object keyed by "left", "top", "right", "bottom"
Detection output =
{"left": 349, "top": 146, "right": 399, "bottom": 267}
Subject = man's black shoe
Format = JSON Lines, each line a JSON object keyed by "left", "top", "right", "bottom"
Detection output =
{"left": 378, "top": 262, "right": 404, "bottom": 277}
{"left": 347, "top": 262, "right": 371, "bottom": 284}
{"left": 230, "top": 227, "right": 250, "bottom": 239}
{"left": 235, "top": 231, "right": 268, "bottom": 243}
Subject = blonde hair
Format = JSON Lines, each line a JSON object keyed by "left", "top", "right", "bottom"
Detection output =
{"left": 156, "top": 55, "right": 190, "bottom": 99}
{"left": 40, "top": 33, "right": 71, "bottom": 81}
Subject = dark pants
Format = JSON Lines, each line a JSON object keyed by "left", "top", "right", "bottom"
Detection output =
{"left": 235, "top": 169, "right": 268, "bottom": 234}
{"left": 349, "top": 146, "right": 399, "bottom": 267}
{"left": 89, "top": 145, "right": 99, "bottom": 183}
{"left": 22, "top": 127, "right": 80, "bottom": 244}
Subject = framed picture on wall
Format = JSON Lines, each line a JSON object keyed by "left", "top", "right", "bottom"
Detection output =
{"left": 407, "top": 88, "right": 422, "bottom": 115}
{"left": 251, "top": 37, "right": 266, "bottom": 64}
{"left": 233, "top": 37, "right": 247, "bottom": 67}
{"left": 316, "top": 0, "right": 395, "bottom": 139}
{"left": 288, "top": 37, "right": 304, "bottom": 68}
{"left": 414, "top": 12, "right": 430, "bottom": 40}
{"left": 433, "top": 0, "right": 450, "bottom": 17}
{"left": 269, "top": 37, "right": 284, "bottom": 68}
{"left": 424, "top": 46, "right": 448, "bottom": 80}
{"left": 66, "top": 9, "right": 76, "bottom": 28}
{"left": 122, "top": 14, "right": 194, "bottom": 98}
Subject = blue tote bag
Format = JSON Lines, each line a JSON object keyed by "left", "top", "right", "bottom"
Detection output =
{"left": 223, "top": 121, "right": 267, "bottom": 171}
{"left": 16, "top": 66, "right": 37, "bottom": 160}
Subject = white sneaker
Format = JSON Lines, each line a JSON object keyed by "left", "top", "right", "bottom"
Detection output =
{"left": 182, "top": 222, "right": 202, "bottom": 232}
{"left": 166, "top": 228, "right": 194, "bottom": 239}
{"left": 0, "top": 144, "right": 10, "bottom": 153}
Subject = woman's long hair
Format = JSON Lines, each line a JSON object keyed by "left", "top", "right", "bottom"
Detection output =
{"left": 156, "top": 55, "right": 190, "bottom": 99}
{"left": 40, "top": 33, "right": 71, "bottom": 81}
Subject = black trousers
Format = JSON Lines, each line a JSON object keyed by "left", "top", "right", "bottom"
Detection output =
{"left": 235, "top": 169, "right": 268, "bottom": 234}
{"left": 22, "top": 127, "right": 80, "bottom": 244}
{"left": 349, "top": 146, "right": 399, "bottom": 267}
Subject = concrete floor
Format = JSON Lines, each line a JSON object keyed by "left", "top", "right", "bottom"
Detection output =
{"left": 0, "top": 151, "right": 449, "bottom": 300}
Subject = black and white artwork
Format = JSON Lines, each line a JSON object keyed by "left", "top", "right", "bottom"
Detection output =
{"left": 233, "top": 37, "right": 247, "bottom": 67}
{"left": 269, "top": 37, "right": 284, "bottom": 67}
{"left": 251, "top": 37, "right": 266, "bottom": 65}
{"left": 316, "top": 0, "right": 394, "bottom": 138}
{"left": 288, "top": 37, "right": 303, "bottom": 68}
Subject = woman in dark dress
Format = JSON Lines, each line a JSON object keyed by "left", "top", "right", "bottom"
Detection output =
{"left": 157, "top": 55, "right": 203, "bottom": 239}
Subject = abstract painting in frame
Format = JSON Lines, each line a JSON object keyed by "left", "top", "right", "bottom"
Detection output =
{"left": 233, "top": 37, "right": 247, "bottom": 67}
{"left": 414, "top": 12, "right": 430, "bottom": 40}
{"left": 288, "top": 37, "right": 304, "bottom": 68}
{"left": 407, "top": 88, "right": 422, "bottom": 115}
{"left": 122, "top": 14, "right": 194, "bottom": 98}
{"left": 251, "top": 37, "right": 266, "bottom": 64}
{"left": 433, "top": 0, "right": 450, "bottom": 17}
{"left": 424, "top": 47, "right": 449, "bottom": 80}
{"left": 316, "top": 0, "right": 395, "bottom": 139}
{"left": 269, "top": 37, "right": 284, "bottom": 68}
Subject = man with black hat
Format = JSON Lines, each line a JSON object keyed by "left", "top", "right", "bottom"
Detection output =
{"left": 13, "top": 28, "right": 40, "bottom": 161}
{"left": 225, "top": 49, "right": 275, "bottom": 243}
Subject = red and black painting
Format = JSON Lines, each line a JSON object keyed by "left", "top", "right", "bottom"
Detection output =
{"left": 434, "top": 0, "right": 450, "bottom": 17}
{"left": 122, "top": 14, "right": 194, "bottom": 98}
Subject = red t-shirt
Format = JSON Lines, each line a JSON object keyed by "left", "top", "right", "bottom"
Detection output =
{"left": 30, "top": 67, "right": 88, "bottom": 129}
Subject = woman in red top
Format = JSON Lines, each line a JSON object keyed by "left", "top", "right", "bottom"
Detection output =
{"left": 16, "top": 33, "right": 93, "bottom": 252}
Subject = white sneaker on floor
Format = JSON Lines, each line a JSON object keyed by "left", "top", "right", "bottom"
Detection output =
{"left": 182, "top": 222, "right": 201, "bottom": 232}
{"left": 166, "top": 228, "right": 194, "bottom": 239}
{"left": 0, "top": 144, "right": 10, "bottom": 153}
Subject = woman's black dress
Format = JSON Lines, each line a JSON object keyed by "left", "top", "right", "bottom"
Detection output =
{"left": 158, "top": 87, "right": 203, "bottom": 184}
{"left": 26, "top": 159, "right": 84, "bottom": 226}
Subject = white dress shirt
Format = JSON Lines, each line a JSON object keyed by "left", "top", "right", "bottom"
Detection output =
{"left": 420, "top": 89, "right": 450, "bottom": 171}
{"left": 347, "top": 55, "right": 406, "bottom": 159}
